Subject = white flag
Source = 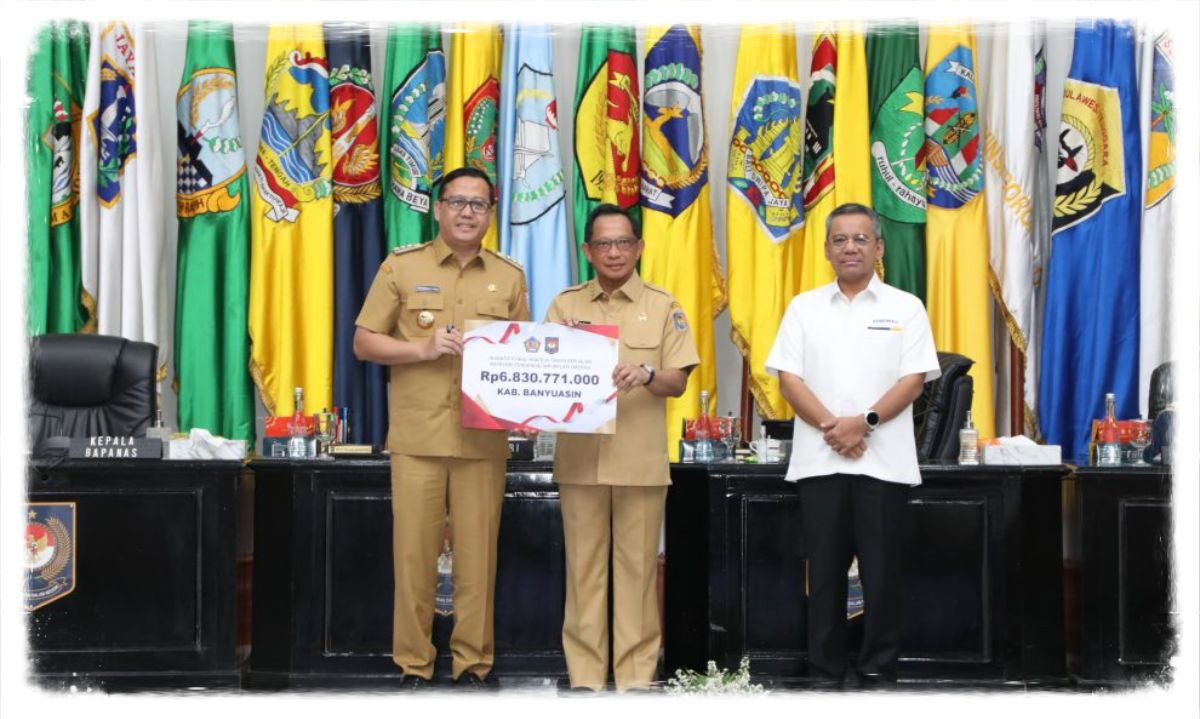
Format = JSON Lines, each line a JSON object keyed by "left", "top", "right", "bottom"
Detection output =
{"left": 982, "top": 20, "right": 1049, "bottom": 438}
{"left": 1137, "top": 30, "right": 1175, "bottom": 415}
{"left": 79, "top": 21, "right": 167, "bottom": 377}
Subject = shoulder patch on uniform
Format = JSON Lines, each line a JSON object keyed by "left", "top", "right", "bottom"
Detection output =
{"left": 484, "top": 247, "right": 525, "bottom": 271}
{"left": 671, "top": 306, "right": 689, "bottom": 332}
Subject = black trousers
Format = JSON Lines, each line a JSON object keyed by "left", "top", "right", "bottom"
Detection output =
{"left": 798, "top": 473, "right": 909, "bottom": 681}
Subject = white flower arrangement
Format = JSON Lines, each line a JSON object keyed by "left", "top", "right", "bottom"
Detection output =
{"left": 664, "top": 657, "right": 766, "bottom": 695}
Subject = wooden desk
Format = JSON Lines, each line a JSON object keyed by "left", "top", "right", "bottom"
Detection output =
{"left": 25, "top": 459, "right": 247, "bottom": 689}
{"left": 663, "top": 462, "right": 1069, "bottom": 686}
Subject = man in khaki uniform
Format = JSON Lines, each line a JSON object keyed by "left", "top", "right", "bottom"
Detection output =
{"left": 353, "top": 167, "right": 530, "bottom": 689}
{"left": 546, "top": 204, "right": 700, "bottom": 691}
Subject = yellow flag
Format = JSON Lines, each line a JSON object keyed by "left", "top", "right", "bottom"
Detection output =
{"left": 249, "top": 24, "right": 334, "bottom": 416}
{"left": 799, "top": 22, "right": 872, "bottom": 292}
{"left": 726, "top": 25, "right": 805, "bottom": 419}
{"left": 924, "top": 24, "right": 995, "bottom": 437}
{"left": 641, "top": 25, "right": 726, "bottom": 461}
{"left": 445, "top": 23, "right": 502, "bottom": 251}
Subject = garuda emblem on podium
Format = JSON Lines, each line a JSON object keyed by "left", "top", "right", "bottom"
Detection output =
{"left": 25, "top": 503, "right": 76, "bottom": 611}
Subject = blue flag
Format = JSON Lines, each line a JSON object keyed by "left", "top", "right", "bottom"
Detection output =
{"left": 1039, "top": 20, "right": 1141, "bottom": 462}
{"left": 327, "top": 23, "right": 388, "bottom": 448}
{"left": 497, "top": 24, "right": 570, "bottom": 320}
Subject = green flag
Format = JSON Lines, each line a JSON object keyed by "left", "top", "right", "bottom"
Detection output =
{"left": 572, "top": 25, "right": 641, "bottom": 282}
{"left": 866, "top": 23, "right": 927, "bottom": 301}
{"left": 175, "top": 20, "right": 254, "bottom": 443}
{"left": 26, "top": 21, "right": 89, "bottom": 335}
{"left": 381, "top": 24, "right": 445, "bottom": 248}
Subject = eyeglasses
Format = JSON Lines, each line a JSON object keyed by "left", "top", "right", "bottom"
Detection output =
{"left": 588, "top": 237, "right": 639, "bottom": 252}
{"left": 828, "top": 234, "right": 876, "bottom": 249}
{"left": 441, "top": 196, "right": 491, "bottom": 214}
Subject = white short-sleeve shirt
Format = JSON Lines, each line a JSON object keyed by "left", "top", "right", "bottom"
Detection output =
{"left": 765, "top": 275, "right": 941, "bottom": 485}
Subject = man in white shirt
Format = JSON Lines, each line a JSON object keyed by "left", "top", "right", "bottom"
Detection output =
{"left": 765, "top": 203, "right": 940, "bottom": 688}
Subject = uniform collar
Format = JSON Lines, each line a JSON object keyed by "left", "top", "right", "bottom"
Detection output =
{"left": 827, "top": 273, "right": 884, "bottom": 303}
{"left": 588, "top": 272, "right": 644, "bottom": 302}
{"left": 432, "top": 236, "right": 487, "bottom": 269}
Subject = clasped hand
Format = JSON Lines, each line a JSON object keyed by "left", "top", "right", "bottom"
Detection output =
{"left": 422, "top": 326, "right": 464, "bottom": 359}
{"left": 819, "top": 416, "right": 868, "bottom": 459}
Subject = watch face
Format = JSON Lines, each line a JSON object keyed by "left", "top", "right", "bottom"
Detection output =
{"left": 866, "top": 411, "right": 880, "bottom": 427}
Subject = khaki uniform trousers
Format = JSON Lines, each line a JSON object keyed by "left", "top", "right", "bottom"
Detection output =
{"left": 390, "top": 454, "right": 507, "bottom": 680}
{"left": 559, "top": 483, "right": 668, "bottom": 691}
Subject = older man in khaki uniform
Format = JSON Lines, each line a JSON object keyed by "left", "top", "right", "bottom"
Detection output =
{"left": 354, "top": 167, "right": 530, "bottom": 689}
{"left": 546, "top": 204, "right": 699, "bottom": 692}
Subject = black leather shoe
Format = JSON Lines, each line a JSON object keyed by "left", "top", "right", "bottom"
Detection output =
{"left": 399, "top": 673, "right": 431, "bottom": 690}
{"left": 454, "top": 672, "right": 497, "bottom": 691}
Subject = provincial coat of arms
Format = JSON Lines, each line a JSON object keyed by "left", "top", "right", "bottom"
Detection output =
{"left": 25, "top": 503, "right": 76, "bottom": 611}
{"left": 177, "top": 67, "right": 245, "bottom": 218}
{"left": 1052, "top": 76, "right": 1126, "bottom": 233}
{"left": 575, "top": 49, "right": 641, "bottom": 210}
{"left": 924, "top": 45, "right": 983, "bottom": 209}
{"left": 330, "top": 62, "right": 381, "bottom": 205}
{"left": 802, "top": 34, "right": 836, "bottom": 210}
{"left": 389, "top": 49, "right": 446, "bottom": 214}
{"left": 641, "top": 26, "right": 708, "bottom": 218}
{"left": 46, "top": 97, "right": 83, "bottom": 227}
{"left": 92, "top": 22, "right": 139, "bottom": 209}
{"left": 510, "top": 63, "right": 565, "bottom": 224}
{"left": 869, "top": 67, "right": 927, "bottom": 220}
{"left": 728, "top": 76, "right": 805, "bottom": 242}
{"left": 464, "top": 77, "right": 500, "bottom": 198}
{"left": 254, "top": 49, "right": 333, "bottom": 223}
{"left": 1145, "top": 33, "right": 1175, "bottom": 209}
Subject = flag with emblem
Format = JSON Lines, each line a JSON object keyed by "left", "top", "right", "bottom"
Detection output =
{"left": 381, "top": 24, "right": 445, "bottom": 248}
{"left": 79, "top": 21, "right": 168, "bottom": 376}
{"left": 445, "top": 23, "right": 501, "bottom": 251}
{"left": 26, "top": 20, "right": 89, "bottom": 335}
{"left": 866, "top": 22, "right": 927, "bottom": 301}
{"left": 328, "top": 22, "right": 388, "bottom": 448}
{"left": 175, "top": 20, "right": 255, "bottom": 443}
{"left": 1137, "top": 30, "right": 1174, "bottom": 415}
{"left": 249, "top": 24, "right": 335, "bottom": 416}
{"left": 983, "top": 21, "right": 1049, "bottom": 437}
{"left": 640, "top": 25, "right": 726, "bottom": 461}
{"left": 924, "top": 23, "right": 995, "bottom": 439}
{"left": 725, "top": 24, "right": 804, "bottom": 420}
{"left": 1040, "top": 20, "right": 1142, "bottom": 462}
{"left": 799, "top": 22, "right": 872, "bottom": 293}
{"left": 572, "top": 24, "right": 641, "bottom": 283}
{"left": 498, "top": 24, "right": 570, "bottom": 321}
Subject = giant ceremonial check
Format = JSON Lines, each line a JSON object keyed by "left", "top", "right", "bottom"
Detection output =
{"left": 461, "top": 321, "right": 619, "bottom": 433}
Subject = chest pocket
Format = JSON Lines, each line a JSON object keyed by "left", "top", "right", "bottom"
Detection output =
{"left": 402, "top": 293, "right": 444, "bottom": 337}
{"left": 623, "top": 326, "right": 661, "bottom": 363}
{"left": 475, "top": 298, "right": 510, "bottom": 319}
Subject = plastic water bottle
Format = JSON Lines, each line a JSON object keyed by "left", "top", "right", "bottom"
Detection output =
{"left": 288, "top": 387, "right": 309, "bottom": 459}
{"left": 957, "top": 410, "right": 980, "bottom": 465}
{"left": 694, "top": 390, "right": 715, "bottom": 462}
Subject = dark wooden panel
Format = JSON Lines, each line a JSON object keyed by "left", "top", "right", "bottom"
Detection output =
{"left": 26, "top": 460, "right": 244, "bottom": 687}
{"left": 740, "top": 493, "right": 806, "bottom": 657}
{"left": 1118, "top": 499, "right": 1173, "bottom": 666}
{"left": 324, "top": 490, "right": 393, "bottom": 656}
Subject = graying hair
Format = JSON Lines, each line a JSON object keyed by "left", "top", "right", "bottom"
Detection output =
{"left": 824, "top": 203, "right": 883, "bottom": 240}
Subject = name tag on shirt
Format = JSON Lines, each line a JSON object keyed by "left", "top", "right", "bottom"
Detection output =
{"left": 867, "top": 318, "right": 902, "bottom": 332}
{"left": 415, "top": 285, "right": 441, "bottom": 293}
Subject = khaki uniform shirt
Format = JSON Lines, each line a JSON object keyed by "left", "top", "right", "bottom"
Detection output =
{"left": 356, "top": 238, "right": 530, "bottom": 458}
{"left": 547, "top": 273, "right": 700, "bottom": 486}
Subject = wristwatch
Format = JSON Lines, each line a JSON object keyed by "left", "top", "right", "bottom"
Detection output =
{"left": 863, "top": 409, "right": 880, "bottom": 432}
{"left": 640, "top": 364, "right": 656, "bottom": 386}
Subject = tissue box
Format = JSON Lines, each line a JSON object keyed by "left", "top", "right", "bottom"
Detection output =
{"left": 982, "top": 442, "right": 1061, "bottom": 465}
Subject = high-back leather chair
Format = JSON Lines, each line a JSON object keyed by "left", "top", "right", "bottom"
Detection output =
{"left": 913, "top": 352, "right": 975, "bottom": 462}
{"left": 28, "top": 333, "right": 158, "bottom": 452}
{"left": 1148, "top": 361, "right": 1175, "bottom": 420}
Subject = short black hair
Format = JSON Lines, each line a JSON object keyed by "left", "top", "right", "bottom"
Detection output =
{"left": 584, "top": 204, "right": 637, "bottom": 244}
{"left": 824, "top": 202, "right": 882, "bottom": 240}
{"left": 438, "top": 167, "right": 495, "bottom": 203}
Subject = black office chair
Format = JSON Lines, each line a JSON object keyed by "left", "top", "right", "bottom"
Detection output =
{"left": 913, "top": 352, "right": 975, "bottom": 462}
{"left": 1148, "top": 361, "right": 1175, "bottom": 420}
{"left": 28, "top": 333, "right": 158, "bottom": 454}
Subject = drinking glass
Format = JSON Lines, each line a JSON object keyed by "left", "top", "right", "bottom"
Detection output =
{"left": 724, "top": 416, "right": 741, "bottom": 462}
{"left": 1130, "top": 419, "right": 1151, "bottom": 466}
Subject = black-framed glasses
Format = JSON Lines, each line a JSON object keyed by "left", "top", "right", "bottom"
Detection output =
{"left": 588, "top": 237, "right": 639, "bottom": 252}
{"left": 441, "top": 196, "right": 491, "bottom": 214}
{"left": 829, "top": 233, "right": 875, "bottom": 249}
